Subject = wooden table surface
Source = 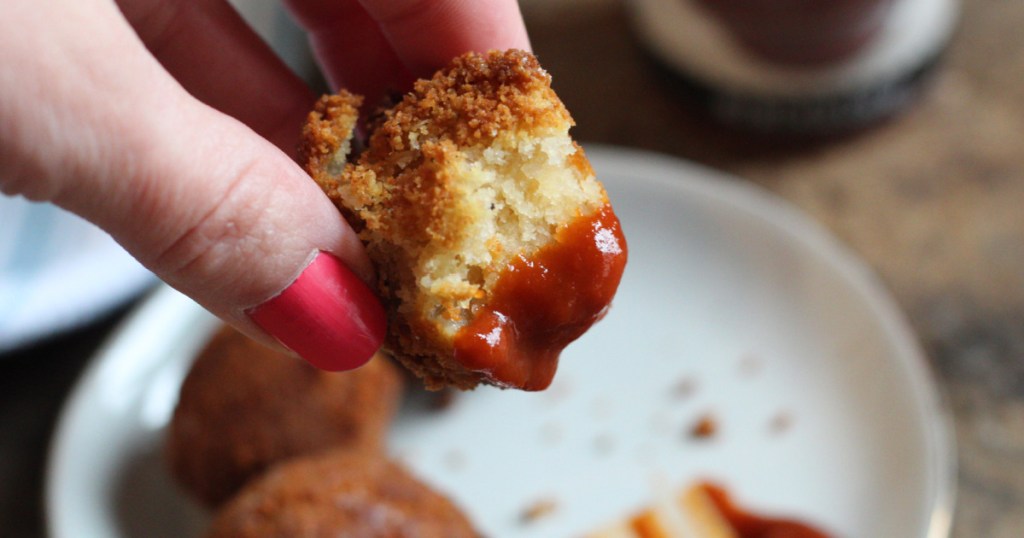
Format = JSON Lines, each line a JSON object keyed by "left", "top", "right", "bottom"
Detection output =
{"left": 520, "top": 0, "right": 1024, "bottom": 535}
{"left": 1, "top": 1, "right": 1020, "bottom": 536}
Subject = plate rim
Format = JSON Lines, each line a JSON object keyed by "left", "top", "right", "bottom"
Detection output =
{"left": 44, "top": 145, "right": 956, "bottom": 538}
{"left": 0, "top": 200, "right": 156, "bottom": 354}
{"left": 587, "top": 145, "right": 956, "bottom": 538}
{"left": 44, "top": 284, "right": 202, "bottom": 538}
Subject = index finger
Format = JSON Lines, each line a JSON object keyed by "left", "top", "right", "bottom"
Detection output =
{"left": 359, "top": 0, "right": 531, "bottom": 76}
{"left": 287, "top": 0, "right": 530, "bottom": 91}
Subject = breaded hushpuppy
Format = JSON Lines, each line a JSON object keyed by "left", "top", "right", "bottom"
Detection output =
{"left": 303, "top": 50, "right": 627, "bottom": 391}
{"left": 167, "top": 326, "right": 403, "bottom": 507}
{"left": 205, "top": 449, "right": 478, "bottom": 538}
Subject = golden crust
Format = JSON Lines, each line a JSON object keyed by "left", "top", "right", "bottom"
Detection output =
{"left": 205, "top": 449, "right": 478, "bottom": 538}
{"left": 301, "top": 91, "right": 363, "bottom": 214}
{"left": 360, "top": 48, "right": 570, "bottom": 163}
{"left": 167, "top": 326, "right": 403, "bottom": 506}
{"left": 304, "top": 50, "right": 606, "bottom": 390}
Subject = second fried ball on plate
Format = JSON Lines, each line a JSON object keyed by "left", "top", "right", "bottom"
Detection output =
{"left": 166, "top": 326, "right": 403, "bottom": 507}
{"left": 205, "top": 448, "right": 478, "bottom": 538}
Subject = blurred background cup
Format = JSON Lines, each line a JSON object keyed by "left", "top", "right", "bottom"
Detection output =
{"left": 630, "top": 0, "right": 960, "bottom": 135}
{"left": 696, "top": 0, "right": 896, "bottom": 66}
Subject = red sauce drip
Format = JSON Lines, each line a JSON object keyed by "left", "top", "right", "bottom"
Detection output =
{"left": 701, "top": 483, "right": 832, "bottom": 538}
{"left": 453, "top": 205, "right": 627, "bottom": 390}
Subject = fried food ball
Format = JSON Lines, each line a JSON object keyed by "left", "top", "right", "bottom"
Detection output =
{"left": 303, "top": 49, "right": 627, "bottom": 392}
{"left": 167, "top": 326, "right": 403, "bottom": 507}
{"left": 205, "top": 448, "right": 478, "bottom": 538}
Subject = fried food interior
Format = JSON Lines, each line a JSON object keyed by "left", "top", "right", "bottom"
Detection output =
{"left": 303, "top": 49, "right": 625, "bottom": 390}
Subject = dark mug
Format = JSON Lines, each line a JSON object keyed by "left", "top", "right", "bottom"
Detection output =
{"left": 696, "top": 0, "right": 896, "bottom": 65}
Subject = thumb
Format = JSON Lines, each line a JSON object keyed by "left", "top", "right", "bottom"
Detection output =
{"left": 0, "top": 1, "right": 384, "bottom": 371}
{"left": 120, "top": 104, "right": 385, "bottom": 372}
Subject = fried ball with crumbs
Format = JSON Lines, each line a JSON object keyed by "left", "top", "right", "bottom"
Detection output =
{"left": 303, "top": 49, "right": 627, "bottom": 391}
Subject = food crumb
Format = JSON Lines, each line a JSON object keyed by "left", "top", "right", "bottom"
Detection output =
{"left": 689, "top": 413, "right": 718, "bottom": 440}
{"left": 520, "top": 498, "right": 559, "bottom": 524}
{"left": 670, "top": 376, "right": 697, "bottom": 400}
{"left": 769, "top": 412, "right": 793, "bottom": 435}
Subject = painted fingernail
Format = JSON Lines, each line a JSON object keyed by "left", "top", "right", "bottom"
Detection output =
{"left": 247, "top": 251, "right": 386, "bottom": 371}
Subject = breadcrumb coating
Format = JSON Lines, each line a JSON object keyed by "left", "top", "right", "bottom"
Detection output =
{"left": 167, "top": 326, "right": 402, "bottom": 506}
{"left": 206, "top": 449, "right": 477, "bottom": 538}
{"left": 303, "top": 50, "right": 621, "bottom": 390}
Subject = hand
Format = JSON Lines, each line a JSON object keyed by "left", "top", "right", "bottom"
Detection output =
{"left": 0, "top": 0, "right": 529, "bottom": 369}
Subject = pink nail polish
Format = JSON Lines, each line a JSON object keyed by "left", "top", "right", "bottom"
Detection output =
{"left": 247, "top": 252, "right": 386, "bottom": 371}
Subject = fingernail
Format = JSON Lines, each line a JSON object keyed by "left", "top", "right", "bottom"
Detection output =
{"left": 246, "top": 252, "right": 386, "bottom": 371}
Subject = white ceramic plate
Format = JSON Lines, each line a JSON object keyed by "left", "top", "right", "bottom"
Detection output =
{"left": 46, "top": 147, "right": 954, "bottom": 538}
{"left": 0, "top": 198, "right": 155, "bottom": 353}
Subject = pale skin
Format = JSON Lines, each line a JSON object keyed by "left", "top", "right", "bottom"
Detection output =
{"left": 0, "top": 0, "right": 530, "bottom": 353}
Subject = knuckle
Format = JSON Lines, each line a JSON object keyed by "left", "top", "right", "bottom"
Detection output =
{"left": 152, "top": 158, "right": 280, "bottom": 289}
